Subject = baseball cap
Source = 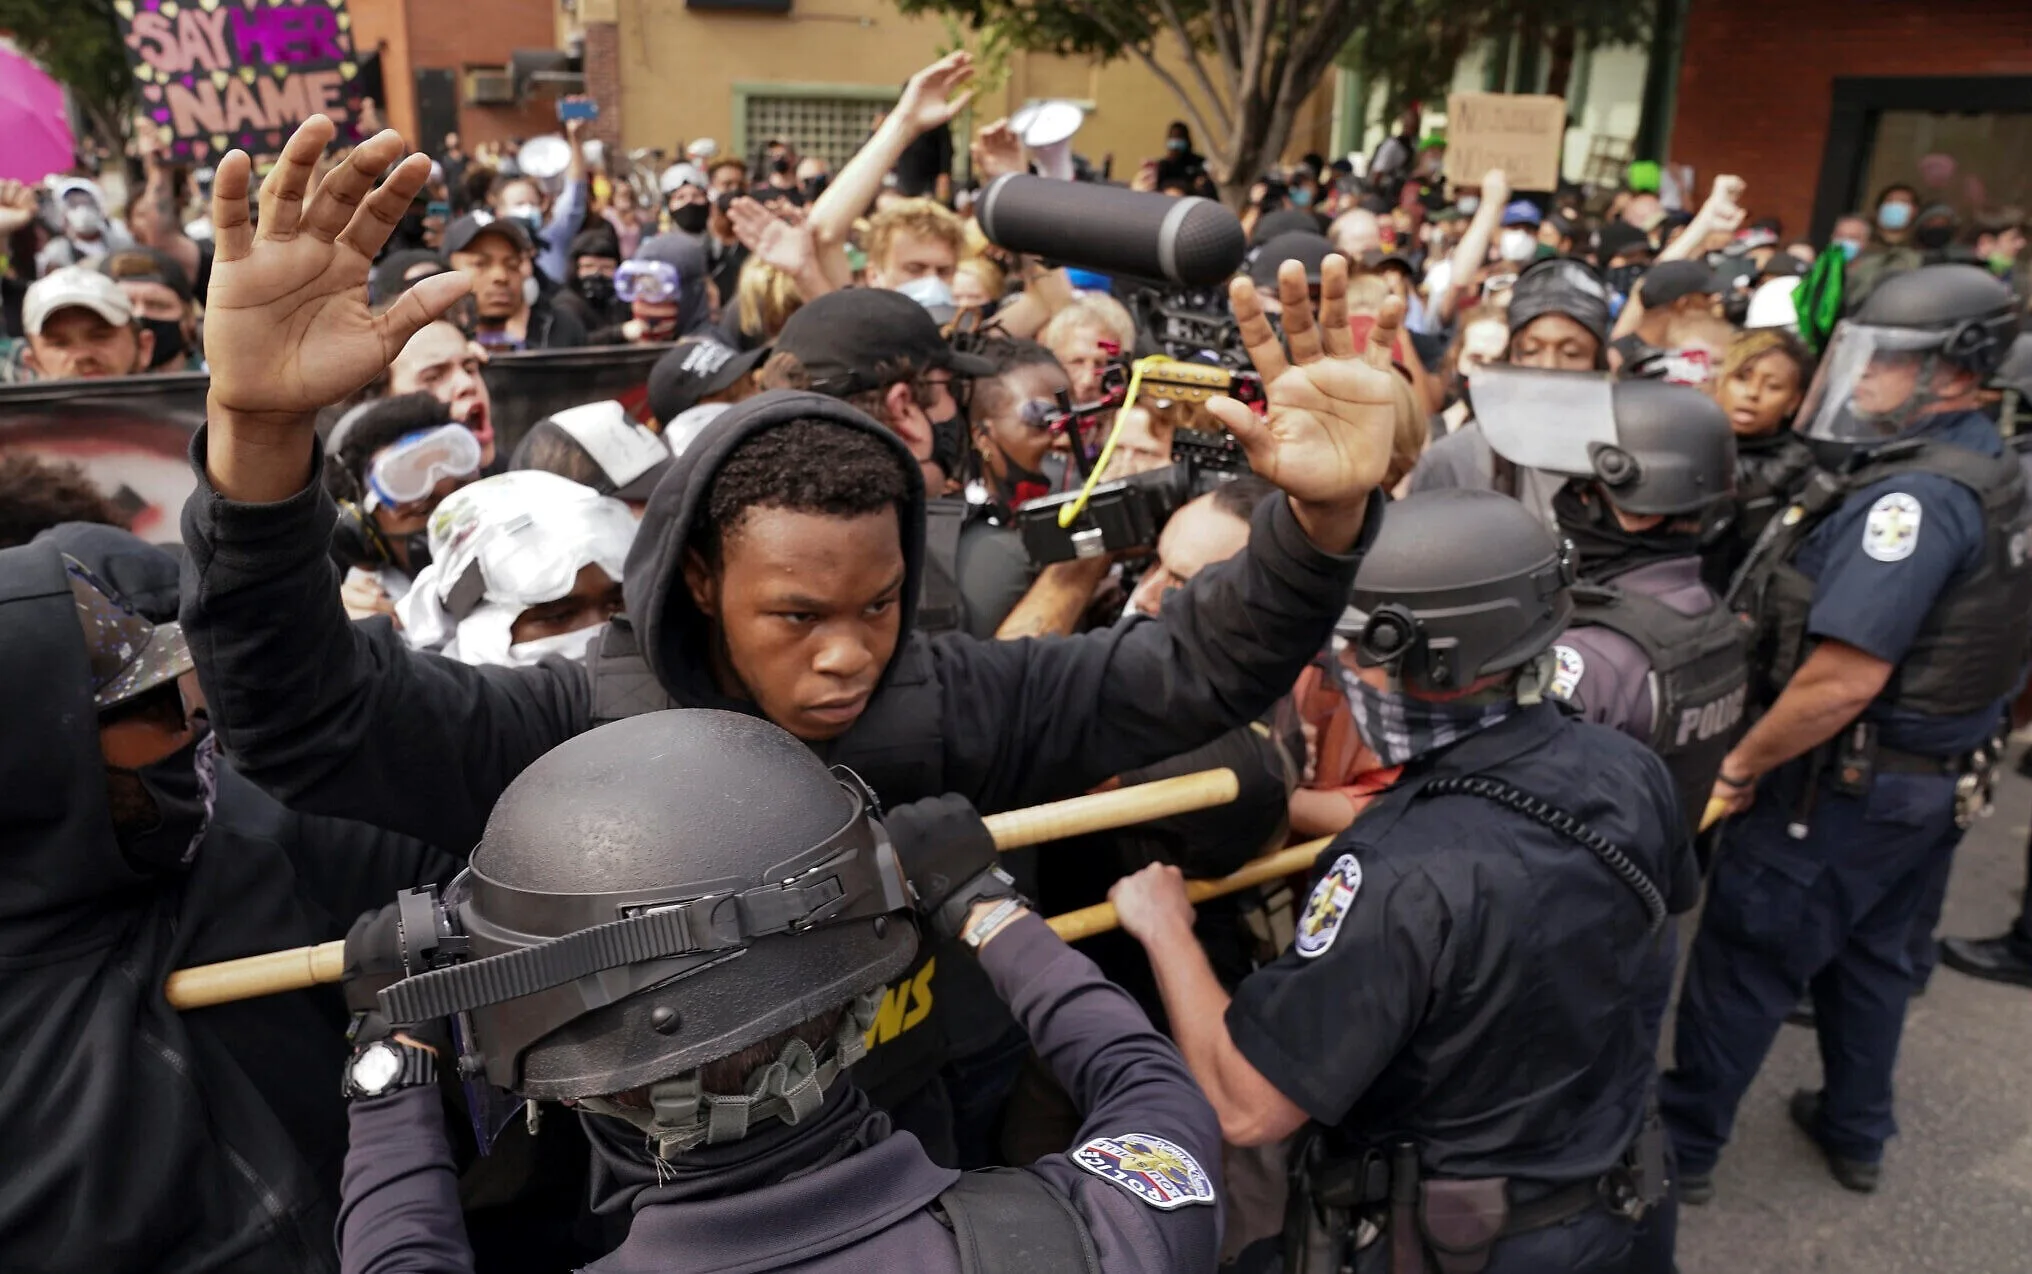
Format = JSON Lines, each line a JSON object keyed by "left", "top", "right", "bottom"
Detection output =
{"left": 1595, "top": 222, "right": 1655, "bottom": 264}
{"left": 24, "top": 267, "right": 134, "bottom": 337}
{"left": 512, "top": 400, "right": 674, "bottom": 502}
{"left": 1638, "top": 260, "right": 1722, "bottom": 309}
{"left": 1248, "top": 231, "right": 1335, "bottom": 287}
{"left": 1251, "top": 208, "right": 1325, "bottom": 247}
{"left": 659, "top": 162, "right": 708, "bottom": 195}
{"left": 772, "top": 289, "right": 995, "bottom": 397}
{"left": 65, "top": 555, "right": 193, "bottom": 711}
{"left": 370, "top": 249, "right": 448, "bottom": 307}
{"left": 1508, "top": 257, "right": 1611, "bottom": 347}
{"left": 1500, "top": 199, "right": 1542, "bottom": 227}
{"left": 443, "top": 212, "right": 534, "bottom": 258}
{"left": 648, "top": 336, "right": 769, "bottom": 424}
{"left": 99, "top": 247, "right": 194, "bottom": 305}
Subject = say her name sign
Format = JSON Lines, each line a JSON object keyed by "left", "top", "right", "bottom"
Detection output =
{"left": 117, "top": 0, "right": 360, "bottom": 162}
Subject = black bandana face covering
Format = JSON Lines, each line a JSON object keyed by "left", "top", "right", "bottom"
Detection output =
{"left": 109, "top": 728, "right": 218, "bottom": 873}
{"left": 1338, "top": 664, "right": 1513, "bottom": 768}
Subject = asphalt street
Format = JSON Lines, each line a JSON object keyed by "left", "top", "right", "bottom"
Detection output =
{"left": 1674, "top": 754, "right": 2032, "bottom": 1273}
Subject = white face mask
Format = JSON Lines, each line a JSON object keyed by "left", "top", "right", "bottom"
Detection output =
{"left": 64, "top": 204, "right": 105, "bottom": 238}
{"left": 895, "top": 274, "right": 953, "bottom": 310}
{"left": 1498, "top": 227, "right": 1537, "bottom": 263}
{"left": 523, "top": 275, "right": 541, "bottom": 309}
{"left": 505, "top": 623, "right": 605, "bottom": 667}
{"left": 1457, "top": 194, "right": 1480, "bottom": 215}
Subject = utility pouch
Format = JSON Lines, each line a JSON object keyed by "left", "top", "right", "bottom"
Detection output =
{"left": 1416, "top": 1178, "right": 1510, "bottom": 1274}
{"left": 1832, "top": 722, "right": 1876, "bottom": 798}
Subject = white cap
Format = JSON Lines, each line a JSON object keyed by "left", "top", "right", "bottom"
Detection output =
{"left": 23, "top": 266, "right": 134, "bottom": 336}
{"left": 659, "top": 162, "right": 708, "bottom": 195}
{"left": 686, "top": 138, "right": 719, "bottom": 161}
{"left": 1745, "top": 277, "right": 1803, "bottom": 331}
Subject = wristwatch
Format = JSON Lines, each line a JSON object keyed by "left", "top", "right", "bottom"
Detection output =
{"left": 342, "top": 1038, "right": 438, "bottom": 1100}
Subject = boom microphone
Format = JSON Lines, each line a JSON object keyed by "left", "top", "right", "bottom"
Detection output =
{"left": 975, "top": 174, "right": 1246, "bottom": 288}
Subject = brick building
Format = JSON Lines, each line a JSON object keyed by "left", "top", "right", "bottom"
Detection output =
{"left": 1669, "top": 0, "right": 2032, "bottom": 241}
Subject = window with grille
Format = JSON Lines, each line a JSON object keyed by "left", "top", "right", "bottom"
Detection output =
{"left": 743, "top": 95, "right": 893, "bottom": 171}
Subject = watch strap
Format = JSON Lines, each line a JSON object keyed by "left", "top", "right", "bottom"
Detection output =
{"left": 343, "top": 1039, "right": 439, "bottom": 1100}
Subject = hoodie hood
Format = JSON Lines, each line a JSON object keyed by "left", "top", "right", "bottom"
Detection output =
{"left": 0, "top": 540, "right": 147, "bottom": 952}
{"left": 33, "top": 521, "right": 183, "bottom": 623}
{"left": 632, "top": 231, "right": 714, "bottom": 337}
{"left": 622, "top": 389, "right": 927, "bottom": 706}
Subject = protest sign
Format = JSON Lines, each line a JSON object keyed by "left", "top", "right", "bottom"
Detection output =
{"left": 1443, "top": 92, "right": 1568, "bottom": 192}
{"left": 115, "top": 0, "right": 359, "bottom": 162}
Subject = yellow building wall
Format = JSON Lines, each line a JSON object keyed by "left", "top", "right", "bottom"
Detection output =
{"left": 603, "top": 0, "right": 1332, "bottom": 183}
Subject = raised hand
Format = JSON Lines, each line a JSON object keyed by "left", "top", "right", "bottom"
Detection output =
{"left": 893, "top": 52, "right": 976, "bottom": 139}
{"left": 972, "top": 117, "right": 1025, "bottom": 183}
{"left": 728, "top": 196, "right": 811, "bottom": 273}
{"left": 1479, "top": 168, "right": 1510, "bottom": 208}
{"left": 0, "top": 179, "right": 37, "bottom": 237}
{"left": 205, "top": 116, "right": 469, "bottom": 432}
{"left": 1205, "top": 253, "right": 1405, "bottom": 553}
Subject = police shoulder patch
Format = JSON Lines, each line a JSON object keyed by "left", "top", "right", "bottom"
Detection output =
{"left": 1862, "top": 492, "right": 1922, "bottom": 563}
{"left": 1295, "top": 852, "right": 1362, "bottom": 959}
{"left": 1548, "top": 644, "right": 1586, "bottom": 701}
{"left": 1071, "top": 1132, "right": 1216, "bottom": 1210}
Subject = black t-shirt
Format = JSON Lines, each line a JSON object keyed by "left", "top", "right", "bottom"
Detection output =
{"left": 894, "top": 126, "right": 953, "bottom": 199}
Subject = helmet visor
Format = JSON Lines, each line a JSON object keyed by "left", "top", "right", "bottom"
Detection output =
{"left": 1794, "top": 321, "right": 1952, "bottom": 443}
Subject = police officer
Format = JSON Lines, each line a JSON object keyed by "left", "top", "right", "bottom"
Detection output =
{"left": 1469, "top": 371, "right": 1747, "bottom": 834}
{"left": 1112, "top": 489, "right": 1697, "bottom": 1274}
{"left": 334, "top": 710, "right": 1223, "bottom": 1273}
{"left": 1664, "top": 264, "right": 2029, "bottom": 1201}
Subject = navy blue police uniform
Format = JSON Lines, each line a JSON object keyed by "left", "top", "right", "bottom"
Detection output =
{"left": 1227, "top": 700, "right": 1697, "bottom": 1273}
{"left": 1664, "top": 407, "right": 2027, "bottom": 1179}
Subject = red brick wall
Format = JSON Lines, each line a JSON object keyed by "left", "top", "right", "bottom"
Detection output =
{"left": 581, "top": 21, "right": 622, "bottom": 162}
{"left": 405, "top": 0, "right": 558, "bottom": 146}
{"left": 1670, "top": 0, "right": 2032, "bottom": 238}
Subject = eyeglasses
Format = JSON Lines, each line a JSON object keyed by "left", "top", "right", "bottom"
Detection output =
{"left": 616, "top": 259, "right": 681, "bottom": 304}
{"left": 1016, "top": 399, "right": 1059, "bottom": 431}
{"left": 366, "top": 424, "right": 483, "bottom": 510}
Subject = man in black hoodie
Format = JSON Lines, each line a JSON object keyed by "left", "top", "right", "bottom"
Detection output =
{"left": 180, "top": 119, "right": 1402, "bottom": 1158}
{"left": 0, "top": 532, "right": 456, "bottom": 1274}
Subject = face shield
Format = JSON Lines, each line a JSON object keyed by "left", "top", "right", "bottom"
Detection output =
{"left": 1466, "top": 364, "right": 1618, "bottom": 475}
{"left": 1793, "top": 321, "right": 1958, "bottom": 444}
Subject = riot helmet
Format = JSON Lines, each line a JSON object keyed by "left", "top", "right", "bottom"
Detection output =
{"left": 1337, "top": 489, "right": 1574, "bottom": 695}
{"left": 377, "top": 710, "right": 916, "bottom": 1142}
{"left": 1795, "top": 264, "right": 2021, "bottom": 443}
{"left": 1471, "top": 366, "right": 1737, "bottom": 520}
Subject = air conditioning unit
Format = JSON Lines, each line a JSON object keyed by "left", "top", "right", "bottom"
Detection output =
{"left": 466, "top": 68, "right": 515, "bottom": 105}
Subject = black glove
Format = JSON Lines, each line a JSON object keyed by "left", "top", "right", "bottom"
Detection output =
{"left": 883, "top": 793, "right": 1022, "bottom": 944}
{"left": 342, "top": 901, "right": 448, "bottom": 1053}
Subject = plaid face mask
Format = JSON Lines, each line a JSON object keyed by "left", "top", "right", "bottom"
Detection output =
{"left": 1339, "top": 665, "right": 1512, "bottom": 768}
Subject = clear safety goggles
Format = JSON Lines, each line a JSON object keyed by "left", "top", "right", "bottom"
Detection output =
{"left": 1793, "top": 322, "right": 1955, "bottom": 444}
{"left": 366, "top": 424, "right": 483, "bottom": 509}
{"left": 616, "top": 258, "right": 681, "bottom": 304}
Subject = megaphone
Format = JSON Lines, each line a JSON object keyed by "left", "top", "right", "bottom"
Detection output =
{"left": 1011, "top": 100, "right": 1084, "bottom": 182}
{"left": 517, "top": 134, "right": 573, "bottom": 182}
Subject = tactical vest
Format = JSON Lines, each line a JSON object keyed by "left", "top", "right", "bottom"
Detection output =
{"left": 1569, "top": 582, "right": 1749, "bottom": 836}
{"left": 584, "top": 614, "right": 955, "bottom": 1113}
{"left": 1737, "top": 438, "right": 2032, "bottom": 720}
{"left": 919, "top": 498, "right": 970, "bottom": 636}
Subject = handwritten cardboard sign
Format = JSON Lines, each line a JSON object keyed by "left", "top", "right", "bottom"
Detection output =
{"left": 1444, "top": 92, "right": 1568, "bottom": 193}
{"left": 116, "top": 0, "right": 359, "bottom": 162}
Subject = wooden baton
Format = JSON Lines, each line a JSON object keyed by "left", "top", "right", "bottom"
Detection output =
{"left": 1045, "top": 835, "right": 1334, "bottom": 944}
{"left": 1701, "top": 796, "right": 1727, "bottom": 833}
{"left": 163, "top": 767, "right": 1244, "bottom": 1011}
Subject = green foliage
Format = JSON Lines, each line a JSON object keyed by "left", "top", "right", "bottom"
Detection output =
{"left": 0, "top": 0, "right": 135, "bottom": 151}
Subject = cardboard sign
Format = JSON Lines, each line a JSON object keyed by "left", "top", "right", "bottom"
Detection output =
{"left": 115, "top": 0, "right": 359, "bottom": 162}
{"left": 1444, "top": 93, "right": 1568, "bottom": 193}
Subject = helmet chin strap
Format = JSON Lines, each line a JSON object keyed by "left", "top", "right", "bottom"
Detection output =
{"left": 576, "top": 990, "right": 883, "bottom": 1161}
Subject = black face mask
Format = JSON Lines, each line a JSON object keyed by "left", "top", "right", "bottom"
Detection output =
{"left": 108, "top": 727, "right": 218, "bottom": 873}
{"left": 142, "top": 317, "right": 186, "bottom": 369}
{"left": 769, "top": 157, "right": 793, "bottom": 177}
{"left": 802, "top": 174, "right": 829, "bottom": 200}
{"left": 574, "top": 273, "right": 617, "bottom": 309}
{"left": 1914, "top": 221, "right": 1954, "bottom": 251}
{"left": 1552, "top": 483, "right": 1702, "bottom": 582}
{"left": 1604, "top": 263, "right": 1646, "bottom": 299}
{"left": 670, "top": 203, "right": 710, "bottom": 235}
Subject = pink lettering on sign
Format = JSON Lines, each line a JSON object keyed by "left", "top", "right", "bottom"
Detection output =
{"left": 126, "top": 9, "right": 231, "bottom": 75}
{"left": 232, "top": 6, "right": 347, "bottom": 66}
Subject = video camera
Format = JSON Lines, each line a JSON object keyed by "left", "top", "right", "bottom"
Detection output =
{"left": 1017, "top": 357, "right": 1261, "bottom": 565}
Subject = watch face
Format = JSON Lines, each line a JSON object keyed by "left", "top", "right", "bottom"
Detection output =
{"left": 352, "top": 1044, "right": 403, "bottom": 1094}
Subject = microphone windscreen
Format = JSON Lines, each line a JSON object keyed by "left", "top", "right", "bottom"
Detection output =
{"left": 976, "top": 175, "right": 1246, "bottom": 288}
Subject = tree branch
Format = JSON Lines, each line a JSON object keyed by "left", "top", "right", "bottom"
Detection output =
{"left": 1077, "top": 0, "right": 1225, "bottom": 170}
{"left": 1152, "top": 0, "right": 1233, "bottom": 135}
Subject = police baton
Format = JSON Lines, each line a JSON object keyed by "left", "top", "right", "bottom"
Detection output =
{"left": 1046, "top": 835, "right": 1333, "bottom": 943}
{"left": 162, "top": 767, "right": 1244, "bottom": 1011}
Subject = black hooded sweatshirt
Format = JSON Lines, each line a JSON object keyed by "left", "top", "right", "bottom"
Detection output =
{"left": 178, "top": 387, "right": 1373, "bottom": 1121}
{"left": 0, "top": 538, "right": 457, "bottom": 1274}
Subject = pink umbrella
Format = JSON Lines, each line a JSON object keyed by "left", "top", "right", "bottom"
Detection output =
{"left": 0, "top": 45, "right": 78, "bottom": 183}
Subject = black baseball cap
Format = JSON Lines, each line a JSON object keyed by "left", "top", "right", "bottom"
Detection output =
{"left": 1248, "top": 231, "right": 1335, "bottom": 288}
{"left": 1595, "top": 222, "right": 1654, "bottom": 264}
{"left": 1638, "top": 260, "right": 1722, "bottom": 308}
{"left": 772, "top": 289, "right": 995, "bottom": 397}
{"left": 649, "top": 335, "right": 769, "bottom": 424}
{"left": 443, "top": 212, "right": 534, "bottom": 258}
